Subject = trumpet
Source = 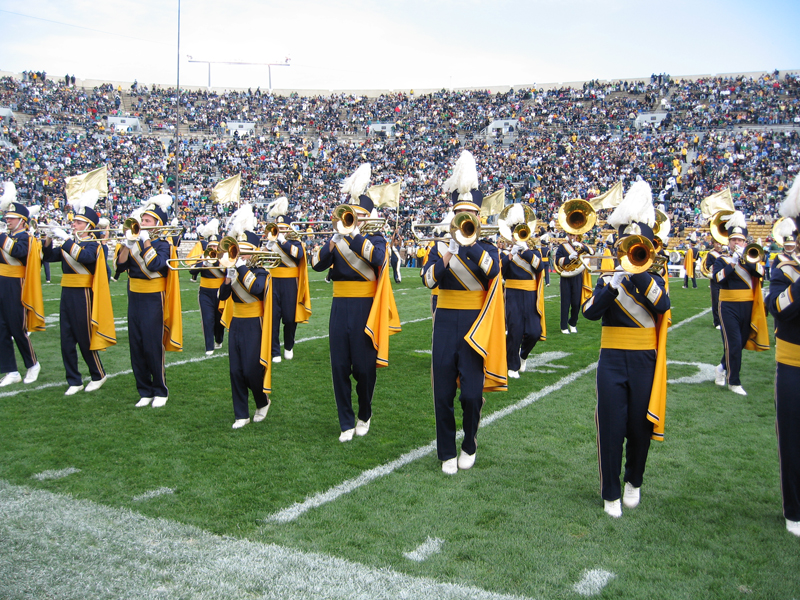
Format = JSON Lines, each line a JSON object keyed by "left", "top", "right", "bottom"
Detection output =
{"left": 216, "top": 236, "right": 281, "bottom": 269}
{"left": 448, "top": 213, "right": 500, "bottom": 246}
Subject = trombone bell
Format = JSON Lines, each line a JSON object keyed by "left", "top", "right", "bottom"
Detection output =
{"left": 618, "top": 235, "right": 655, "bottom": 274}
{"left": 450, "top": 213, "right": 480, "bottom": 246}
{"left": 742, "top": 243, "right": 764, "bottom": 265}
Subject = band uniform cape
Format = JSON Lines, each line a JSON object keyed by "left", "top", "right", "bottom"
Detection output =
{"left": 88, "top": 244, "right": 116, "bottom": 350}
{"left": 684, "top": 246, "right": 695, "bottom": 278}
{"left": 648, "top": 307, "right": 670, "bottom": 441}
{"left": 364, "top": 253, "right": 401, "bottom": 367}
{"left": 22, "top": 236, "right": 45, "bottom": 332}
{"left": 164, "top": 241, "right": 183, "bottom": 352}
{"left": 465, "top": 273, "right": 508, "bottom": 393}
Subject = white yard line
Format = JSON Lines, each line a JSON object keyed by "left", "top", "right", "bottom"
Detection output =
{"left": 0, "top": 480, "right": 532, "bottom": 600}
{"left": 266, "top": 307, "right": 710, "bottom": 524}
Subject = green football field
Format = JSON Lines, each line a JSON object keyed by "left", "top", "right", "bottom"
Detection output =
{"left": 0, "top": 267, "right": 798, "bottom": 599}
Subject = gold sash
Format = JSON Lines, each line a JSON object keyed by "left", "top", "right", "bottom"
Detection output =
{"left": 719, "top": 289, "right": 754, "bottom": 302}
{"left": 271, "top": 267, "right": 299, "bottom": 278}
{"left": 333, "top": 280, "right": 377, "bottom": 298}
{"left": 199, "top": 277, "right": 224, "bottom": 289}
{"left": 364, "top": 255, "right": 401, "bottom": 368}
{"left": 233, "top": 301, "right": 264, "bottom": 318}
{"left": 61, "top": 274, "right": 93, "bottom": 287}
{"left": 505, "top": 279, "right": 537, "bottom": 291}
{"left": 600, "top": 326, "right": 657, "bottom": 350}
{"left": 129, "top": 278, "right": 167, "bottom": 293}
{"left": 437, "top": 289, "right": 486, "bottom": 310}
{"left": 776, "top": 338, "right": 800, "bottom": 368}
{"left": 0, "top": 264, "right": 25, "bottom": 277}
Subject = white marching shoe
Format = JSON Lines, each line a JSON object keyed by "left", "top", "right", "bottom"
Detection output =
{"left": 519, "top": 356, "right": 527, "bottom": 373}
{"left": 65, "top": 385, "right": 84, "bottom": 396}
{"left": 441, "top": 458, "right": 458, "bottom": 475}
{"left": 728, "top": 385, "right": 747, "bottom": 396}
{"left": 205, "top": 350, "right": 214, "bottom": 356}
{"left": 355, "top": 418, "right": 370, "bottom": 436}
{"left": 561, "top": 329, "right": 570, "bottom": 335}
{"left": 152, "top": 396, "right": 168, "bottom": 408}
{"left": 0, "top": 372, "right": 22, "bottom": 387}
{"left": 622, "top": 482, "right": 640, "bottom": 508}
{"left": 569, "top": 326, "right": 577, "bottom": 334}
{"left": 508, "top": 370, "right": 519, "bottom": 379}
{"left": 604, "top": 499, "right": 622, "bottom": 518}
{"left": 85, "top": 376, "right": 107, "bottom": 392}
{"left": 214, "top": 342, "right": 223, "bottom": 350}
{"left": 787, "top": 519, "right": 800, "bottom": 537}
{"left": 24, "top": 362, "right": 41, "bottom": 384}
{"left": 457, "top": 451, "right": 476, "bottom": 470}
{"left": 135, "top": 397, "right": 153, "bottom": 408}
{"left": 715, "top": 364, "right": 726, "bottom": 386}
{"left": 272, "top": 356, "right": 282, "bottom": 364}
{"left": 339, "top": 428, "right": 355, "bottom": 442}
{"left": 284, "top": 348, "right": 294, "bottom": 360}
{"left": 253, "top": 404, "right": 270, "bottom": 422}
{"left": 232, "top": 418, "right": 250, "bottom": 429}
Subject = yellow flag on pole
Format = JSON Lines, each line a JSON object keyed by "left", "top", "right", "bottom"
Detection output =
{"left": 211, "top": 174, "right": 241, "bottom": 204}
{"left": 65, "top": 166, "right": 108, "bottom": 203}
{"left": 481, "top": 189, "right": 505, "bottom": 218}
{"left": 588, "top": 181, "right": 623, "bottom": 210}
{"left": 700, "top": 188, "right": 734, "bottom": 219}
{"left": 367, "top": 181, "right": 402, "bottom": 209}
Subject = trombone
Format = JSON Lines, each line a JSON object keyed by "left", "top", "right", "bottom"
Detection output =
{"left": 498, "top": 203, "right": 538, "bottom": 249}
{"left": 411, "top": 219, "right": 451, "bottom": 242}
{"left": 216, "top": 236, "right": 282, "bottom": 269}
{"left": 119, "top": 217, "right": 185, "bottom": 241}
{"left": 290, "top": 204, "right": 386, "bottom": 237}
{"left": 581, "top": 234, "right": 656, "bottom": 275}
{"left": 263, "top": 222, "right": 300, "bottom": 242}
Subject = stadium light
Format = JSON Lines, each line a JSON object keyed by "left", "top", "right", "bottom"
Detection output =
{"left": 187, "top": 57, "right": 291, "bottom": 92}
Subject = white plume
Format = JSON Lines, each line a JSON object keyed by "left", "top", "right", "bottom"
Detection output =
{"left": 197, "top": 218, "right": 220, "bottom": 239}
{"left": 130, "top": 206, "right": 146, "bottom": 222}
{"left": 28, "top": 206, "right": 41, "bottom": 219}
{"left": 69, "top": 189, "right": 100, "bottom": 212}
{"left": 267, "top": 196, "right": 289, "bottom": 218}
{"left": 776, "top": 217, "right": 797, "bottom": 239}
{"left": 780, "top": 174, "right": 800, "bottom": 219}
{"left": 725, "top": 210, "right": 747, "bottom": 231}
{"left": 98, "top": 217, "right": 110, "bottom": 229}
{"left": 505, "top": 203, "right": 525, "bottom": 226}
{"left": 341, "top": 164, "right": 371, "bottom": 201}
{"left": 443, "top": 151, "right": 479, "bottom": 196}
{"left": 227, "top": 204, "right": 256, "bottom": 237}
{"left": 143, "top": 193, "right": 173, "bottom": 212}
{"left": 607, "top": 180, "right": 655, "bottom": 230}
{"left": 0, "top": 181, "right": 17, "bottom": 211}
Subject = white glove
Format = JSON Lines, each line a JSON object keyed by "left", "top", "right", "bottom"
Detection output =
{"left": 267, "top": 241, "right": 277, "bottom": 251}
{"left": 226, "top": 267, "right": 237, "bottom": 280}
{"left": 515, "top": 242, "right": 527, "bottom": 253}
{"left": 510, "top": 245, "right": 521, "bottom": 255}
{"left": 235, "top": 257, "right": 247, "bottom": 268}
{"left": 331, "top": 233, "right": 344, "bottom": 245}
{"left": 51, "top": 227, "right": 70, "bottom": 241}
{"left": 124, "top": 238, "right": 136, "bottom": 250}
{"left": 448, "top": 239, "right": 460, "bottom": 255}
{"left": 0, "top": 222, "right": 7, "bottom": 233}
{"left": 277, "top": 233, "right": 286, "bottom": 244}
{"left": 568, "top": 252, "right": 578, "bottom": 260}
{"left": 352, "top": 225, "right": 361, "bottom": 237}
{"left": 139, "top": 229, "right": 150, "bottom": 242}
{"left": 731, "top": 249, "right": 742, "bottom": 261}
{"left": 610, "top": 271, "right": 627, "bottom": 290}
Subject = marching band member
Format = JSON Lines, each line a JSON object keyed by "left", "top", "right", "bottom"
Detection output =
{"left": 683, "top": 235, "right": 698, "bottom": 288}
{"left": 703, "top": 239, "right": 725, "bottom": 329}
{"left": 114, "top": 194, "right": 183, "bottom": 408}
{"left": 312, "top": 163, "right": 400, "bottom": 442}
{"left": 582, "top": 180, "right": 671, "bottom": 518}
{"left": 501, "top": 204, "right": 545, "bottom": 379}
{"left": 539, "top": 230, "right": 551, "bottom": 287}
{"left": 0, "top": 182, "right": 44, "bottom": 387}
{"left": 265, "top": 198, "right": 311, "bottom": 363}
{"left": 42, "top": 190, "right": 116, "bottom": 395}
{"left": 712, "top": 211, "right": 769, "bottom": 396}
{"left": 189, "top": 219, "right": 225, "bottom": 355}
{"left": 96, "top": 216, "right": 113, "bottom": 280}
{"left": 555, "top": 232, "right": 592, "bottom": 334}
{"left": 422, "top": 151, "right": 505, "bottom": 474}
{"left": 218, "top": 205, "right": 273, "bottom": 429}
{"left": 389, "top": 230, "right": 402, "bottom": 284}
{"left": 766, "top": 175, "right": 800, "bottom": 537}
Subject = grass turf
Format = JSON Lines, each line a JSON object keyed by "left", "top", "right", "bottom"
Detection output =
{"left": 0, "top": 268, "right": 798, "bottom": 599}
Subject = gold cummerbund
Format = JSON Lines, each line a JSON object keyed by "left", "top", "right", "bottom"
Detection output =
{"left": 129, "top": 278, "right": 167, "bottom": 293}
{"left": 271, "top": 267, "right": 299, "bottom": 278}
{"left": 437, "top": 289, "right": 486, "bottom": 310}
{"left": 0, "top": 264, "right": 25, "bottom": 278}
{"left": 601, "top": 326, "right": 657, "bottom": 350}
{"left": 333, "top": 280, "right": 377, "bottom": 298}
{"left": 776, "top": 338, "right": 800, "bottom": 368}
{"left": 233, "top": 301, "right": 264, "bottom": 318}
{"left": 200, "top": 277, "right": 224, "bottom": 289}
{"left": 431, "top": 288, "right": 439, "bottom": 296}
{"left": 505, "top": 279, "right": 537, "bottom": 291}
{"left": 62, "top": 274, "right": 93, "bottom": 288}
{"left": 720, "top": 289, "right": 755, "bottom": 302}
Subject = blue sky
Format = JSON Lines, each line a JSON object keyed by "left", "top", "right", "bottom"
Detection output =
{"left": 1, "top": 0, "right": 798, "bottom": 91}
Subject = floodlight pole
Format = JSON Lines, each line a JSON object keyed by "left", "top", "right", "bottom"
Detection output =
{"left": 174, "top": 0, "right": 181, "bottom": 215}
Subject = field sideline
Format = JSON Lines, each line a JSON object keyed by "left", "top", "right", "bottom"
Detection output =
{"left": 0, "top": 267, "right": 798, "bottom": 599}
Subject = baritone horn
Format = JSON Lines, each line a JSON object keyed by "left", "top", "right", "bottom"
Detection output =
{"left": 709, "top": 210, "right": 734, "bottom": 245}
{"left": 558, "top": 198, "right": 597, "bottom": 236}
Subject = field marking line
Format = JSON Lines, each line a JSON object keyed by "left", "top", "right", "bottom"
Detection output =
{"left": 31, "top": 467, "right": 81, "bottom": 481}
{"left": 265, "top": 306, "right": 712, "bottom": 524}
{"left": 573, "top": 569, "right": 616, "bottom": 596}
{"left": 132, "top": 487, "right": 175, "bottom": 502}
{"left": 403, "top": 537, "right": 445, "bottom": 562}
{"left": 0, "top": 480, "right": 532, "bottom": 600}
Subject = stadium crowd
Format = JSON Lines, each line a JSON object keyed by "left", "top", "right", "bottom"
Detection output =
{"left": 2, "top": 69, "right": 799, "bottom": 250}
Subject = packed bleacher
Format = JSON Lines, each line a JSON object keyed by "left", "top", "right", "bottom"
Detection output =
{"left": 2, "top": 69, "right": 799, "bottom": 250}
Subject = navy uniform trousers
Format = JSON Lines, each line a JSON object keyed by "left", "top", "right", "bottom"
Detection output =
{"left": 505, "top": 288, "right": 541, "bottom": 371}
{"left": 329, "top": 296, "right": 377, "bottom": 431}
{"left": 198, "top": 286, "right": 224, "bottom": 352}
{"left": 710, "top": 281, "right": 720, "bottom": 327}
{"left": 432, "top": 307, "right": 485, "bottom": 461}
{"left": 596, "top": 348, "right": 656, "bottom": 501}
{"left": 560, "top": 275, "right": 582, "bottom": 330}
{"left": 718, "top": 300, "right": 752, "bottom": 387}
{"left": 229, "top": 315, "right": 269, "bottom": 420}
{"left": 0, "top": 276, "right": 37, "bottom": 373}
{"left": 776, "top": 362, "right": 800, "bottom": 521}
{"left": 271, "top": 277, "right": 298, "bottom": 357}
{"left": 61, "top": 287, "right": 105, "bottom": 386}
{"left": 128, "top": 289, "right": 168, "bottom": 398}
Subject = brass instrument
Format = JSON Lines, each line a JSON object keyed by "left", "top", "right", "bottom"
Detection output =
{"left": 772, "top": 217, "right": 797, "bottom": 249}
{"left": 216, "top": 236, "right": 281, "bottom": 269}
{"left": 203, "top": 244, "right": 220, "bottom": 261}
{"left": 555, "top": 241, "right": 591, "bottom": 273}
{"left": 498, "top": 204, "right": 538, "bottom": 249}
{"left": 411, "top": 219, "right": 451, "bottom": 242}
{"left": 120, "top": 217, "right": 184, "bottom": 241}
{"left": 741, "top": 243, "right": 765, "bottom": 265}
{"left": 557, "top": 199, "right": 597, "bottom": 236}
{"left": 581, "top": 234, "right": 655, "bottom": 274}
{"left": 263, "top": 222, "right": 300, "bottom": 242}
{"left": 289, "top": 204, "right": 386, "bottom": 237}
{"left": 652, "top": 209, "right": 670, "bottom": 254}
{"left": 166, "top": 257, "right": 223, "bottom": 271}
{"left": 708, "top": 210, "right": 734, "bottom": 245}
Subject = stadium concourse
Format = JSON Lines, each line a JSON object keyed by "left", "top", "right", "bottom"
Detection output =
{"left": 1, "top": 69, "right": 799, "bottom": 252}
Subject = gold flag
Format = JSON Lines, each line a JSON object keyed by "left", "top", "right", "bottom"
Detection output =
{"left": 588, "top": 181, "right": 623, "bottom": 210}
{"left": 367, "top": 181, "right": 401, "bottom": 209}
{"left": 700, "top": 188, "right": 734, "bottom": 219}
{"left": 211, "top": 174, "right": 241, "bottom": 204}
{"left": 65, "top": 166, "right": 108, "bottom": 203}
{"left": 481, "top": 189, "right": 505, "bottom": 218}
